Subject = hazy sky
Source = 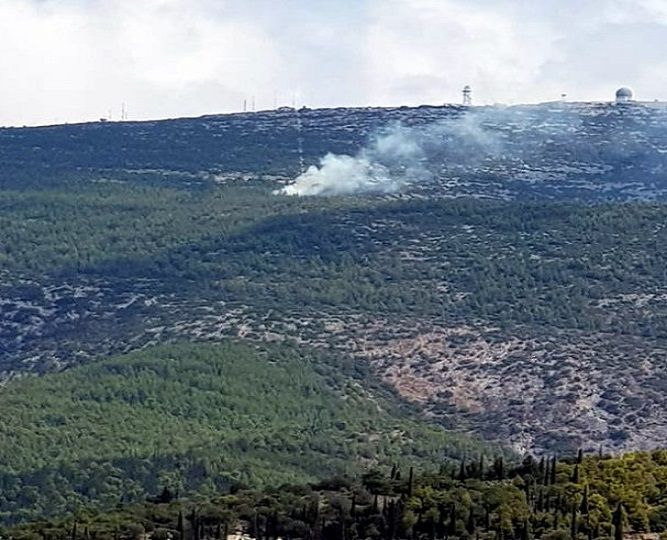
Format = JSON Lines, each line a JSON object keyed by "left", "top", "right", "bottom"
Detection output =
{"left": 1, "top": 0, "right": 666, "bottom": 126}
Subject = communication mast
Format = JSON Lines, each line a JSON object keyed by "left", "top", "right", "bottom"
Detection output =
{"left": 462, "top": 85, "right": 472, "bottom": 106}
{"left": 294, "top": 107, "right": 305, "bottom": 174}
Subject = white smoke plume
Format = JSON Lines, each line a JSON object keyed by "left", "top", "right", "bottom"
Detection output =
{"left": 275, "top": 105, "right": 601, "bottom": 197}
{"left": 276, "top": 123, "right": 428, "bottom": 196}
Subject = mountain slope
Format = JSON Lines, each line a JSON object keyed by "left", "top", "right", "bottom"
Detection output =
{"left": 2, "top": 189, "right": 666, "bottom": 454}
{"left": 0, "top": 340, "right": 489, "bottom": 523}
{"left": 1, "top": 102, "right": 666, "bottom": 200}
{"left": 1, "top": 103, "right": 666, "bottom": 466}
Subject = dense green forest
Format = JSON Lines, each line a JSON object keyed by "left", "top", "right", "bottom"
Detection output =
{"left": 2, "top": 182, "right": 666, "bottom": 336}
{"left": 0, "top": 341, "right": 491, "bottom": 524}
{"left": 6, "top": 451, "right": 667, "bottom": 540}
{"left": 2, "top": 180, "right": 666, "bottom": 454}
{"left": 2, "top": 101, "right": 667, "bottom": 535}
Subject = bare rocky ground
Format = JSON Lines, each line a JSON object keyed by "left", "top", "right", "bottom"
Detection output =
{"left": 2, "top": 101, "right": 667, "bottom": 455}
{"left": 3, "top": 276, "right": 666, "bottom": 456}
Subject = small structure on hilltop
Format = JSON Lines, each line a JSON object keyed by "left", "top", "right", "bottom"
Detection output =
{"left": 462, "top": 85, "right": 472, "bottom": 106}
{"left": 615, "top": 87, "right": 634, "bottom": 103}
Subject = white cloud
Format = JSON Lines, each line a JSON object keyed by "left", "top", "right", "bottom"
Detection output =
{"left": 0, "top": 0, "right": 665, "bottom": 126}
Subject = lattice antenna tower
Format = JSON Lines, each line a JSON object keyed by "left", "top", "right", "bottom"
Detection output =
{"left": 462, "top": 85, "right": 472, "bottom": 106}
{"left": 294, "top": 107, "right": 306, "bottom": 175}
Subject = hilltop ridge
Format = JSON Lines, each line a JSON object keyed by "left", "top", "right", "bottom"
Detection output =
{"left": 1, "top": 101, "right": 666, "bottom": 200}
{"left": 1, "top": 99, "right": 666, "bottom": 461}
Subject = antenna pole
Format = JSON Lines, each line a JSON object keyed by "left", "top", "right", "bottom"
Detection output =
{"left": 462, "top": 85, "right": 472, "bottom": 106}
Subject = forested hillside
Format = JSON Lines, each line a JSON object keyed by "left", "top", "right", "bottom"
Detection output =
{"left": 1, "top": 102, "right": 666, "bottom": 521}
{"left": 7, "top": 451, "right": 667, "bottom": 540}
{"left": 0, "top": 341, "right": 490, "bottom": 524}
{"left": 1, "top": 180, "right": 665, "bottom": 453}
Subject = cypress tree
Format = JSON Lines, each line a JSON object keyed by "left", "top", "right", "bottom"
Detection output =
{"left": 577, "top": 449, "right": 584, "bottom": 464}
{"left": 580, "top": 485, "right": 589, "bottom": 515}
{"left": 612, "top": 503, "right": 624, "bottom": 540}
{"left": 537, "top": 488, "right": 544, "bottom": 513}
{"left": 448, "top": 503, "right": 457, "bottom": 536}
{"left": 550, "top": 456, "right": 557, "bottom": 485}
{"left": 251, "top": 512, "right": 259, "bottom": 540}
{"left": 178, "top": 512, "right": 185, "bottom": 540}
{"left": 466, "top": 509, "right": 476, "bottom": 534}
{"left": 521, "top": 519, "right": 530, "bottom": 540}
{"left": 436, "top": 505, "right": 446, "bottom": 539}
{"left": 458, "top": 460, "right": 466, "bottom": 482}
{"left": 408, "top": 467, "right": 414, "bottom": 497}
{"left": 493, "top": 457, "right": 505, "bottom": 480}
{"left": 570, "top": 505, "right": 578, "bottom": 540}
{"left": 543, "top": 459, "right": 550, "bottom": 486}
{"left": 572, "top": 464, "right": 580, "bottom": 484}
{"left": 71, "top": 522, "right": 77, "bottom": 540}
{"left": 387, "top": 500, "right": 397, "bottom": 540}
